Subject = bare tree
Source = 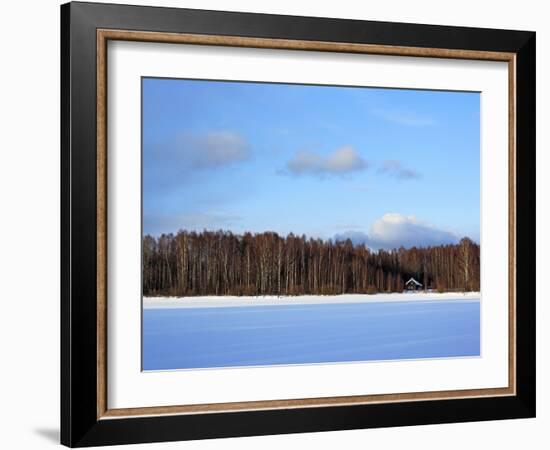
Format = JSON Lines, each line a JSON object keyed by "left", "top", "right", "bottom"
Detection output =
{"left": 143, "top": 230, "right": 480, "bottom": 297}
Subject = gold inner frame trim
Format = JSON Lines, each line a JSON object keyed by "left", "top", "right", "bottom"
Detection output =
{"left": 96, "top": 28, "right": 517, "bottom": 420}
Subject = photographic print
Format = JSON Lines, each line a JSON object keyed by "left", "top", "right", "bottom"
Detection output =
{"left": 141, "top": 78, "right": 481, "bottom": 371}
{"left": 62, "top": 7, "right": 535, "bottom": 444}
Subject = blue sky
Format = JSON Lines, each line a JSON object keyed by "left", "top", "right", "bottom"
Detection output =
{"left": 143, "top": 77, "right": 480, "bottom": 250}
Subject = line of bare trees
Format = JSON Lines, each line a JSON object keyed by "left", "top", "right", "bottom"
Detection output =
{"left": 143, "top": 230, "right": 480, "bottom": 296}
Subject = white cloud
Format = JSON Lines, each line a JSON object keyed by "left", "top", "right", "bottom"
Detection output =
{"left": 378, "top": 160, "right": 421, "bottom": 179}
{"left": 284, "top": 146, "right": 368, "bottom": 177}
{"left": 335, "top": 213, "right": 459, "bottom": 250}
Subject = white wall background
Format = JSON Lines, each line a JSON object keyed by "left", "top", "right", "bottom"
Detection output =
{"left": 0, "top": 1, "right": 546, "bottom": 448}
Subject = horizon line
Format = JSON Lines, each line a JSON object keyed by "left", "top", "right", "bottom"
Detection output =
{"left": 143, "top": 227, "right": 479, "bottom": 251}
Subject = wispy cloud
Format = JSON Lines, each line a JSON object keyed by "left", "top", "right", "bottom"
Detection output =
{"left": 378, "top": 160, "right": 421, "bottom": 180}
{"left": 335, "top": 213, "right": 459, "bottom": 250}
{"left": 178, "top": 131, "right": 250, "bottom": 169}
{"left": 144, "top": 212, "right": 243, "bottom": 236}
{"left": 282, "top": 146, "right": 368, "bottom": 177}
{"left": 370, "top": 108, "right": 435, "bottom": 127}
{"left": 144, "top": 130, "right": 250, "bottom": 192}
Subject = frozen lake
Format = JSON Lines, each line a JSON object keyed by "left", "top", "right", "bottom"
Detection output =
{"left": 142, "top": 297, "right": 480, "bottom": 371}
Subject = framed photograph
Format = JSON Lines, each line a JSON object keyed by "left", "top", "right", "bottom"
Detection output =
{"left": 61, "top": 2, "right": 536, "bottom": 447}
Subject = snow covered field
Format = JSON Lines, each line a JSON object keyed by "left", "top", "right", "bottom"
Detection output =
{"left": 143, "top": 292, "right": 480, "bottom": 309}
{"left": 143, "top": 295, "right": 480, "bottom": 370}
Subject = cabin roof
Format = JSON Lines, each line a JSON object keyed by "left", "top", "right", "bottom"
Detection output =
{"left": 405, "top": 277, "right": 422, "bottom": 286}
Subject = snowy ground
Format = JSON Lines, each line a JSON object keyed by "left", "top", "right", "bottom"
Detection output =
{"left": 143, "top": 295, "right": 481, "bottom": 369}
{"left": 143, "top": 292, "right": 480, "bottom": 309}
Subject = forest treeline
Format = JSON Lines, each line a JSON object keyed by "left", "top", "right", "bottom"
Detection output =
{"left": 143, "top": 230, "right": 480, "bottom": 296}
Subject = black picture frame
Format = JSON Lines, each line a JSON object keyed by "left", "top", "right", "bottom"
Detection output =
{"left": 61, "top": 1, "right": 535, "bottom": 447}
